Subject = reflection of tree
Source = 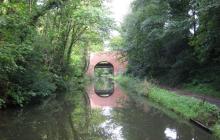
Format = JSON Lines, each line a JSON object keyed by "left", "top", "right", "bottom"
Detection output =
{"left": 110, "top": 100, "right": 214, "bottom": 140}
{"left": 0, "top": 94, "right": 75, "bottom": 140}
{"left": 95, "top": 77, "right": 113, "bottom": 91}
{"left": 111, "top": 100, "right": 168, "bottom": 140}
{"left": 0, "top": 90, "right": 108, "bottom": 140}
{"left": 0, "top": 89, "right": 214, "bottom": 140}
{"left": 95, "top": 68, "right": 113, "bottom": 78}
{"left": 88, "top": 109, "right": 112, "bottom": 140}
{"left": 94, "top": 67, "right": 114, "bottom": 97}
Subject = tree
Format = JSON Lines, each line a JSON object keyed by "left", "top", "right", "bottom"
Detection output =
{"left": 121, "top": 0, "right": 220, "bottom": 88}
{"left": 0, "top": 0, "right": 112, "bottom": 108}
{"left": 109, "top": 36, "right": 124, "bottom": 51}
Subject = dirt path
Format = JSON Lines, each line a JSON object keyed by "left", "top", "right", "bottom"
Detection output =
{"left": 162, "top": 86, "right": 220, "bottom": 108}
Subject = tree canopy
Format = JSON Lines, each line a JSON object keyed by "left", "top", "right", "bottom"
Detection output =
{"left": 120, "top": 0, "right": 220, "bottom": 89}
{"left": 0, "top": 0, "right": 112, "bottom": 107}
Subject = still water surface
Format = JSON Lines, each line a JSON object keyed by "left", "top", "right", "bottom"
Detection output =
{"left": 0, "top": 81, "right": 217, "bottom": 140}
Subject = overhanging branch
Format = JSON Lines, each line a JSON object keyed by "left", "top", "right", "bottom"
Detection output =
{"left": 30, "top": 0, "right": 67, "bottom": 25}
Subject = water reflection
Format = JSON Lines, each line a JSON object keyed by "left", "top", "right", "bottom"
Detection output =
{"left": 89, "top": 98, "right": 217, "bottom": 140}
{"left": 94, "top": 63, "right": 114, "bottom": 97}
{"left": 0, "top": 91, "right": 107, "bottom": 140}
{"left": 0, "top": 81, "right": 217, "bottom": 139}
{"left": 0, "top": 85, "right": 217, "bottom": 140}
{"left": 87, "top": 83, "right": 127, "bottom": 108}
{"left": 164, "top": 128, "right": 178, "bottom": 140}
{"left": 99, "top": 107, "right": 124, "bottom": 140}
{"left": 89, "top": 62, "right": 217, "bottom": 140}
{"left": 94, "top": 77, "right": 114, "bottom": 97}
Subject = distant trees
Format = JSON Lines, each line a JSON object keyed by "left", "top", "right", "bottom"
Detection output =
{"left": 110, "top": 36, "right": 124, "bottom": 51}
{"left": 0, "top": 0, "right": 112, "bottom": 107}
{"left": 121, "top": 0, "right": 220, "bottom": 88}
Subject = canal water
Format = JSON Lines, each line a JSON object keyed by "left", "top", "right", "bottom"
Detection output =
{"left": 0, "top": 78, "right": 217, "bottom": 139}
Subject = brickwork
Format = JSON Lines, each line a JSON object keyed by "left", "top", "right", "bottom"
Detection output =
{"left": 86, "top": 51, "right": 127, "bottom": 76}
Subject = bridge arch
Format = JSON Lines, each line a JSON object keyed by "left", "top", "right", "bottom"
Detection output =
{"left": 87, "top": 51, "right": 127, "bottom": 76}
{"left": 94, "top": 61, "right": 114, "bottom": 70}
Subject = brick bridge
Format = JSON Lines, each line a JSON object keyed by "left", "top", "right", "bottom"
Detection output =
{"left": 86, "top": 51, "right": 127, "bottom": 76}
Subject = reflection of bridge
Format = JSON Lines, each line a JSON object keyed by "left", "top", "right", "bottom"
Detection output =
{"left": 86, "top": 84, "right": 128, "bottom": 108}
{"left": 86, "top": 51, "right": 128, "bottom": 108}
{"left": 86, "top": 51, "right": 127, "bottom": 76}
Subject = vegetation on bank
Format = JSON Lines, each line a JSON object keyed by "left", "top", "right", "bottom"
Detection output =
{"left": 110, "top": 0, "right": 220, "bottom": 95}
{"left": 0, "top": 0, "right": 112, "bottom": 108}
{"left": 116, "top": 76, "right": 220, "bottom": 138}
{"left": 183, "top": 83, "right": 220, "bottom": 98}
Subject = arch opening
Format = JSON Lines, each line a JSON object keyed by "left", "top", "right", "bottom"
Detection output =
{"left": 94, "top": 61, "right": 114, "bottom": 69}
{"left": 94, "top": 61, "right": 114, "bottom": 97}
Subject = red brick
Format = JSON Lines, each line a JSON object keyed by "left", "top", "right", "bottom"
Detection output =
{"left": 87, "top": 51, "right": 127, "bottom": 76}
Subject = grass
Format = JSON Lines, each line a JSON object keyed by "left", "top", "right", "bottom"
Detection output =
{"left": 183, "top": 83, "right": 220, "bottom": 98}
{"left": 116, "top": 75, "right": 220, "bottom": 139}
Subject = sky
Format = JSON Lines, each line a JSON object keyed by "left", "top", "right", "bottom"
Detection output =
{"left": 105, "top": 0, "right": 133, "bottom": 25}
{"left": 37, "top": 0, "right": 133, "bottom": 25}
{"left": 103, "top": 0, "right": 133, "bottom": 38}
{"left": 102, "top": 0, "right": 133, "bottom": 49}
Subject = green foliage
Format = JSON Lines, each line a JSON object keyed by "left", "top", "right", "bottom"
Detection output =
{"left": 0, "top": 0, "right": 112, "bottom": 107}
{"left": 184, "top": 83, "right": 220, "bottom": 98}
{"left": 94, "top": 66, "right": 114, "bottom": 93}
{"left": 117, "top": 75, "right": 220, "bottom": 138}
{"left": 120, "top": 0, "right": 220, "bottom": 90}
{"left": 213, "top": 124, "right": 220, "bottom": 138}
{"left": 109, "top": 36, "right": 124, "bottom": 51}
{"left": 148, "top": 86, "right": 219, "bottom": 121}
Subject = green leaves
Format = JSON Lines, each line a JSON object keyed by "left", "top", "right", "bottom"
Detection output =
{"left": 110, "top": 36, "right": 124, "bottom": 51}
{"left": 0, "top": 0, "right": 112, "bottom": 108}
{"left": 121, "top": 0, "right": 220, "bottom": 87}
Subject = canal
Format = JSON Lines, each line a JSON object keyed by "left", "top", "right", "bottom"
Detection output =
{"left": 0, "top": 69, "right": 217, "bottom": 140}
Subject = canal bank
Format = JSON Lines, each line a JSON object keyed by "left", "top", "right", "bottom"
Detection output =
{"left": 116, "top": 75, "right": 220, "bottom": 139}
{"left": 85, "top": 76, "right": 217, "bottom": 139}
{"left": 0, "top": 76, "right": 217, "bottom": 139}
